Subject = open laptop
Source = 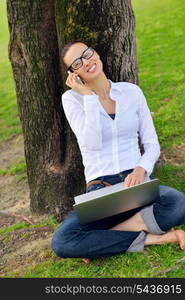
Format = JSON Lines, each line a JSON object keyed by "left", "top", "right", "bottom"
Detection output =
{"left": 73, "top": 176, "right": 160, "bottom": 224}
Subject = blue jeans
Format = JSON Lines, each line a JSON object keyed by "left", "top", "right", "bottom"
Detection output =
{"left": 51, "top": 169, "right": 185, "bottom": 258}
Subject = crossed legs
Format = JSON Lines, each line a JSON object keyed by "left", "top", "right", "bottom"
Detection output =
{"left": 111, "top": 211, "right": 185, "bottom": 249}
{"left": 52, "top": 185, "right": 185, "bottom": 263}
{"left": 83, "top": 185, "right": 185, "bottom": 263}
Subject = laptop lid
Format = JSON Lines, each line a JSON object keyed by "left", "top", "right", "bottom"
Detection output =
{"left": 73, "top": 178, "right": 160, "bottom": 224}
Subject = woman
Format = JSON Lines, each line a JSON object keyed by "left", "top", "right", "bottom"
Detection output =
{"left": 51, "top": 41, "right": 185, "bottom": 263}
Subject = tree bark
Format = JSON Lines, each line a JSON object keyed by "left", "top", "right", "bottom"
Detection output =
{"left": 7, "top": 0, "right": 138, "bottom": 221}
{"left": 6, "top": 0, "right": 85, "bottom": 221}
{"left": 56, "top": 0, "right": 138, "bottom": 84}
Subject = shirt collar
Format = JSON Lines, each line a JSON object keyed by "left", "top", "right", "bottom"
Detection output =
{"left": 109, "top": 79, "right": 123, "bottom": 90}
{"left": 108, "top": 79, "right": 123, "bottom": 98}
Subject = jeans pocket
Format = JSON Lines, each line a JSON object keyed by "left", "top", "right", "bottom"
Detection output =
{"left": 86, "top": 183, "right": 105, "bottom": 193}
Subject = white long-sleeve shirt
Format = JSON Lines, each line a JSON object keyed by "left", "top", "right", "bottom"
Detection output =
{"left": 62, "top": 80, "right": 160, "bottom": 183}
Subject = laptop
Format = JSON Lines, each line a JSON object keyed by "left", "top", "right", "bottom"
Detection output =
{"left": 73, "top": 176, "right": 160, "bottom": 224}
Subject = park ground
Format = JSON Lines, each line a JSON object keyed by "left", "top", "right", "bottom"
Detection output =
{"left": 0, "top": 0, "right": 185, "bottom": 277}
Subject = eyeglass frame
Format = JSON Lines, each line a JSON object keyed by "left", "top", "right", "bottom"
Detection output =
{"left": 67, "top": 47, "right": 95, "bottom": 72}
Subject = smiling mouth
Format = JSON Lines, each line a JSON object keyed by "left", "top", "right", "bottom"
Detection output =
{"left": 87, "top": 63, "right": 96, "bottom": 72}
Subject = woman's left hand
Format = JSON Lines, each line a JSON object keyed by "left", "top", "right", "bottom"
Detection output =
{"left": 123, "top": 167, "right": 146, "bottom": 188}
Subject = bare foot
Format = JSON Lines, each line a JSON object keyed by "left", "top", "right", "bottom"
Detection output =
{"left": 82, "top": 258, "right": 91, "bottom": 264}
{"left": 175, "top": 229, "right": 185, "bottom": 250}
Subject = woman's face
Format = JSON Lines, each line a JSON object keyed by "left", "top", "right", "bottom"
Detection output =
{"left": 63, "top": 43, "right": 103, "bottom": 83}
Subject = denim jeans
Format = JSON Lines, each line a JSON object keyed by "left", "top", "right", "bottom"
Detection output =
{"left": 51, "top": 169, "right": 185, "bottom": 259}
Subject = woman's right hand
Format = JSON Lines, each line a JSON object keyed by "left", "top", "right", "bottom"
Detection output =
{"left": 66, "top": 71, "right": 93, "bottom": 95}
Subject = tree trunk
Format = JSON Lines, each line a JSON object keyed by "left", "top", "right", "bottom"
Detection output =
{"left": 56, "top": 0, "right": 138, "bottom": 84}
{"left": 6, "top": 0, "right": 85, "bottom": 221}
{"left": 7, "top": 0, "right": 138, "bottom": 221}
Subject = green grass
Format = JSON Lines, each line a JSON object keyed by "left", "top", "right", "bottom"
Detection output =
{"left": 0, "top": 0, "right": 21, "bottom": 142}
{"left": 0, "top": 215, "right": 57, "bottom": 236}
{"left": 133, "top": 0, "right": 185, "bottom": 149}
{"left": 5, "top": 242, "right": 185, "bottom": 278}
{"left": 0, "top": 158, "right": 27, "bottom": 182}
{"left": 0, "top": 223, "right": 30, "bottom": 236}
{"left": 0, "top": 0, "right": 185, "bottom": 278}
{"left": 153, "top": 165, "right": 185, "bottom": 193}
{"left": 0, "top": 160, "right": 27, "bottom": 176}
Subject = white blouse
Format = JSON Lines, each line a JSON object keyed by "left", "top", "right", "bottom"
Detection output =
{"left": 62, "top": 80, "right": 161, "bottom": 183}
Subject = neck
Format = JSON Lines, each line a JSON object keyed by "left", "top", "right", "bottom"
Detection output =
{"left": 86, "top": 72, "right": 110, "bottom": 99}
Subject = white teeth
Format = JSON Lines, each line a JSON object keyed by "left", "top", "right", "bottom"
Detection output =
{"left": 88, "top": 64, "right": 96, "bottom": 72}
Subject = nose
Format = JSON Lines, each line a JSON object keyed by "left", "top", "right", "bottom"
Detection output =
{"left": 82, "top": 58, "right": 93, "bottom": 69}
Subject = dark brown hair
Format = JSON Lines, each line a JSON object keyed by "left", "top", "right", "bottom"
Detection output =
{"left": 59, "top": 40, "right": 87, "bottom": 67}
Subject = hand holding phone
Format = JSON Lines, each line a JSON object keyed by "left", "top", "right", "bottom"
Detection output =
{"left": 66, "top": 71, "right": 93, "bottom": 95}
{"left": 75, "top": 75, "right": 84, "bottom": 85}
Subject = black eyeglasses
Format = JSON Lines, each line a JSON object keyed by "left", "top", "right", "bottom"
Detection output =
{"left": 67, "top": 47, "right": 94, "bottom": 72}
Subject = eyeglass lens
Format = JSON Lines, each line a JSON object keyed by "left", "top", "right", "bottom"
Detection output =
{"left": 71, "top": 48, "right": 94, "bottom": 70}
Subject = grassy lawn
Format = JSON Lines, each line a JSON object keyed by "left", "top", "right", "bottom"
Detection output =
{"left": 0, "top": 1, "right": 21, "bottom": 142}
{"left": 134, "top": 0, "right": 185, "bottom": 149}
{"left": 7, "top": 245, "right": 185, "bottom": 278}
{"left": 0, "top": 0, "right": 185, "bottom": 278}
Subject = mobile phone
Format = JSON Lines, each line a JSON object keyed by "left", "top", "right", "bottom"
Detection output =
{"left": 75, "top": 75, "right": 84, "bottom": 85}
{"left": 68, "top": 70, "right": 85, "bottom": 85}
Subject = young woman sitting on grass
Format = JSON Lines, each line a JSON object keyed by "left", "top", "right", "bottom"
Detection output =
{"left": 51, "top": 41, "right": 185, "bottom": 264}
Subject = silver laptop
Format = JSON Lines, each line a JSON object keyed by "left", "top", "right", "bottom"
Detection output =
{"left": 73, "top": 176, "right": 160, "bottom": 224}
